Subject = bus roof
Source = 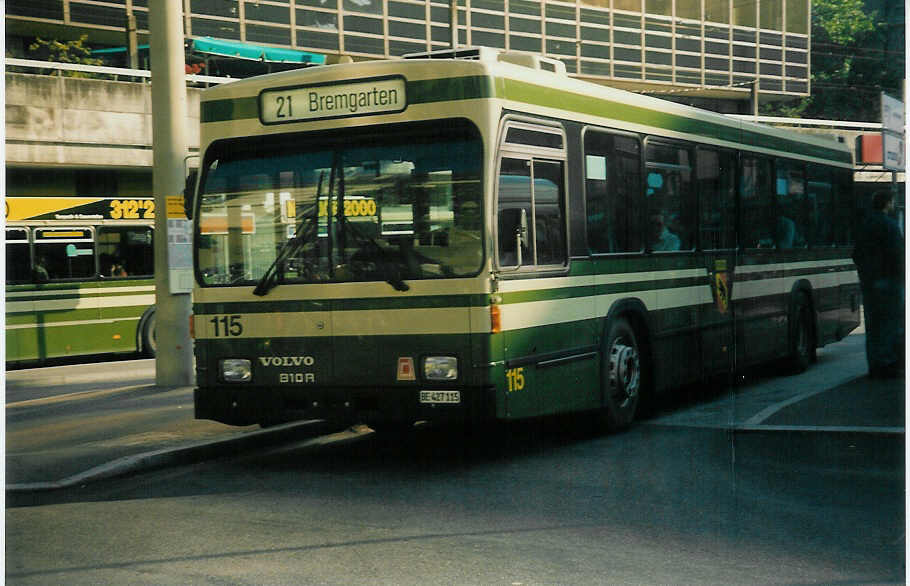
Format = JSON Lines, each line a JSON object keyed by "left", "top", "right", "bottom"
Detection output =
{"left": 200, "top": 48, "right": 853, "bottom": 167}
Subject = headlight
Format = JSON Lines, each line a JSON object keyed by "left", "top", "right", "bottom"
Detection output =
{"left": 423, "top": 356, "right": 458, "bottom": 381}
{"left": 220, "top": 358, "right": 252, "bottom": 382}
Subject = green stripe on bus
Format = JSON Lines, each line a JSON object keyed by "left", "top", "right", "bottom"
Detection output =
{"left": 499, "top": 79, "right": 852, "bottom": 164}
{"left": 201, "top": 96, "right": 259, "bottom": 123}
{"left": 201, "top": 76, "right": 493, "bottom": 123}
{"left": 499, "top": 276, "right": 707, "bottom": 304}
{"left": 5, "top": 308, "right": 105, "bottom": 325}
{"left": 199, "top": 73, "right": 850, "bottom": 164}
{"left": 194, "top": 293, "right": 487, "bottom": 315}
{"left": 408, "top": 76, "right": 494, "bottom": 105}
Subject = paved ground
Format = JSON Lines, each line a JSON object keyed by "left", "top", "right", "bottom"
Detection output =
{"left": 6, "top": 332, "right": 905, "bottom": 492}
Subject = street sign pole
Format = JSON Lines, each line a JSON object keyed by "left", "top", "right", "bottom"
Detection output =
{"left": 149, "top": 1, "right": 194, "bottom": 386}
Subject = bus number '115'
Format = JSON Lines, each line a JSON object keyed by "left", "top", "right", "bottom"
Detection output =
{"left": 210, "top": 315, "right": 243, "bottom": 337}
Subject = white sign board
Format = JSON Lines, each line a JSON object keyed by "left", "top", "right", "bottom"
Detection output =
{"left": 881, "top": 93, "right": 906, "bottom": 172}
{"left": 882, "top": 93, "right": 905, "bottom": 133}
{"left": 883, "top": 132, "right": 905, "bottom": 172}
{"left": 167, "top": 218, "right": 194, "bottom": 294}
{"left": 260, "top": 77, "right": 407, "bottom": 124}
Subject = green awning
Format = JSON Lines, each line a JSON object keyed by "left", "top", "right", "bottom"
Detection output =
{"left": 190, "top": 37, "right": 325, "bottom": 65}
{"left": 91, "top": 44, "right": 150, "bottom": 55}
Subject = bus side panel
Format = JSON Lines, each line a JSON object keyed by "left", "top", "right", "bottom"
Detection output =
{"left": 839, "top": 279, "right": 861, "bottom": 339}
{"left": 733, "top": 253, "right": 790, "bottom": 367}
{"left": 810, "top": 253, "right": 845, "bottom": 345}
{"left": 7, "top": 283, "right": 105, "bottom": 361}
{"left": 500, "top": 319, "right": 600, "bottom": 419}
{"left": 96, "top": 279, "right": 155, "bottom": 354}
{"left": 497, "top": 266, "right": 600, "bottom": 419}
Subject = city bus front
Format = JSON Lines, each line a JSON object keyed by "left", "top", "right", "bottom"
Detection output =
{"left": 192, "top": 117, "right": 492, "bottom": 428}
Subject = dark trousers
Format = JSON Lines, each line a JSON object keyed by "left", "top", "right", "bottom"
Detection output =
{"left": 861, "top": 277, "right": 905, "bottom": 373}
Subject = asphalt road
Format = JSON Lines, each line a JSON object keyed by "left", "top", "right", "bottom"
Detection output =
{"left": 5, "top": 333, "right": 906, "bottom": 585}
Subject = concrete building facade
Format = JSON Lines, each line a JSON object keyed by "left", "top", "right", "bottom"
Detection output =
{"left": 7, "top": 0, "right": 812, "bottom": 106}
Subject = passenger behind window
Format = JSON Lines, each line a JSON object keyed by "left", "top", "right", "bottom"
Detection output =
{"left": 649, "top": 211, "right": 680, "bottom": 251}
{"left": 32, "top": 255, "right": 50, "bottom": 283}
{"left": 110, "top": 261, "right": 128, "bottom": 277}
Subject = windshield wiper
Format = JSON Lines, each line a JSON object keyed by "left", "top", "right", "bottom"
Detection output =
{"left": 252, "top": 173, "right": 324, "bottom": 297}
{"left": 252, "top": 203, "right": 318, "bottom": 296}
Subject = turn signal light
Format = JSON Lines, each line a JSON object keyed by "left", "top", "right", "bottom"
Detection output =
{"left": 490, "top": 304, "right": 501, "bottom": 334}
{"left": 189, "top": 314, "right": 195, "bottom": 339}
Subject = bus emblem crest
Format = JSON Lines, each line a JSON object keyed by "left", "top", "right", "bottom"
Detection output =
{"left": 713, "top": 260, "right": 732, "bottom": 314}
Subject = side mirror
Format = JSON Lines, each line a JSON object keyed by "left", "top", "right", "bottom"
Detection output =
{"left": 183, "top": 169, "right": 198, "bottom": 220}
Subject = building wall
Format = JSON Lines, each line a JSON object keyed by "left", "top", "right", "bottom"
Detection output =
{"left": 6, "top": 0, "right": 811, "bottom": 100}
{"left": 5, "top": 72, "right": 201, "bottom": 170}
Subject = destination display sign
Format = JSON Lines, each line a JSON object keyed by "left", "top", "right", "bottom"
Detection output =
{"left": 6, "top": 197, "right": 155, "bottom": 222}
{"left": 260, "top": 77, "right": 407, "bottom": 124}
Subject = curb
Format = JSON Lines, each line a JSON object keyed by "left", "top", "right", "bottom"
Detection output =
{"left": 6, "top": 419, "right": 330, "bottom": 494}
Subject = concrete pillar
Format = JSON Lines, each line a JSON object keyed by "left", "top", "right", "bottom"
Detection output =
{"left": 149, "top": 1, "right": 194, "bottom": 387}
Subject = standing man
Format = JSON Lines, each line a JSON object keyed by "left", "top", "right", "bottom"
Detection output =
{"left": 853, "top": 191, "right": 905, "bottom": 378}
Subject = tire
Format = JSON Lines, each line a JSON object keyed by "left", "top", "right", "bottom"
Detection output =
{"left": 787, "top": 297, "right": 814, "bottom": 374}
{"left": 142, "top": 311, "right": 157, "bottom": 358}
{"left": 601, "top": 317, "right": 648, "bottom": 430}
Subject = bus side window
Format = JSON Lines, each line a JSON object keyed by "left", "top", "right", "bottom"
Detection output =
{"left": 497, "top": 157, "right": 533, "bottom": 267}
{"left": 584, "top": 131, "right": 642, "bottom": 254}
{"left": 5, "top": 228, "right": 31, "bottom": 284}
{"left": 807, "top": 163, "right": 834, "bottom": 247}
{"left": 833, "top": 168, "right": 855, "bottom": 246}
{"left": 34, "top": 228, "right": 95, "bottom": 280}
{"left": 533, "top": 160, "right": 566, "bottom": 266}
{"left": 98, "top": 226, "right": 154, "bottom": 278}
{"left": 645, "top": 141, "right": 694, "bottom": 252}
{"left": 696, "top": 148, "right": 736, "bottom": 250}
{"left": 740, "top": 156, "right": 775, "bottom": 248}
{"left": 774, "top": 159, "right": 807, "bottom": 249}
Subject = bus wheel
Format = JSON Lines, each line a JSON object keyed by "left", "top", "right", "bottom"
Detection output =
{"left": 142, "top": 312, "right": 157, "bottom": 358}
{"left": 601, "top": 317, "right": 644, "bottom": 430}
{"left": 788, "top": 298, "right": 814, "bottom": 373}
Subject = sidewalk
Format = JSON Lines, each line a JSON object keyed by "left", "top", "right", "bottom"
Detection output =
{"left": 5, "top": 384, "right": 330, "bottom": 492}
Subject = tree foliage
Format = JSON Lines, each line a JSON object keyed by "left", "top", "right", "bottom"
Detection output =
{"left": 762, "top": 0, "right": 902, "bottom": 122}
{"left": 27, "top": 35, "right": 105, "bottom": 78}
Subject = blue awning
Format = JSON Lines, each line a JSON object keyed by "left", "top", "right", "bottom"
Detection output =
{"left": 190, "top": 37, "right": 325, "bottom": 65}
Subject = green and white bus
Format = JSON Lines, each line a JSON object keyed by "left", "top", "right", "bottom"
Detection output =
{"left": 6, "top": 196, "right": 158, "bottom": 364}
{"left": 191, "top": 47, "right": 860, "bottom": 430}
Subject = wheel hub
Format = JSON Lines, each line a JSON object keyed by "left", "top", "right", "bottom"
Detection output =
{"left": 609, "top": 341, "right": 640, "bottom": 404}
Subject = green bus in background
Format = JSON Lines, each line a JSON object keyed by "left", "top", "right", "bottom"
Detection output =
{"left": 191, "top": 47, "right": 860, "bottom": 431}
{"left": 6, "top": 196, "right": 157, "bottom": 364}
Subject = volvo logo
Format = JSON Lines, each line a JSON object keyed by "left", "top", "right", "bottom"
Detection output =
{"left": 258, "top": 356, "right": 315, "bottom": 367}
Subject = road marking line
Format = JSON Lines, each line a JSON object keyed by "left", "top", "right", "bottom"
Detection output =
{"left": 646, "top": 421, "right": 904, "bottom": 435}
{"left": 742, "top": 386, "right": 834, "bottom": 426}
{"left": 734, "top": 424, "right": 904, "bottom": 435}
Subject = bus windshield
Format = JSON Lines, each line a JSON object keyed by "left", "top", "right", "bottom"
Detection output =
{"left": 196, "top": 120, "right": 484, "bottom": 290}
